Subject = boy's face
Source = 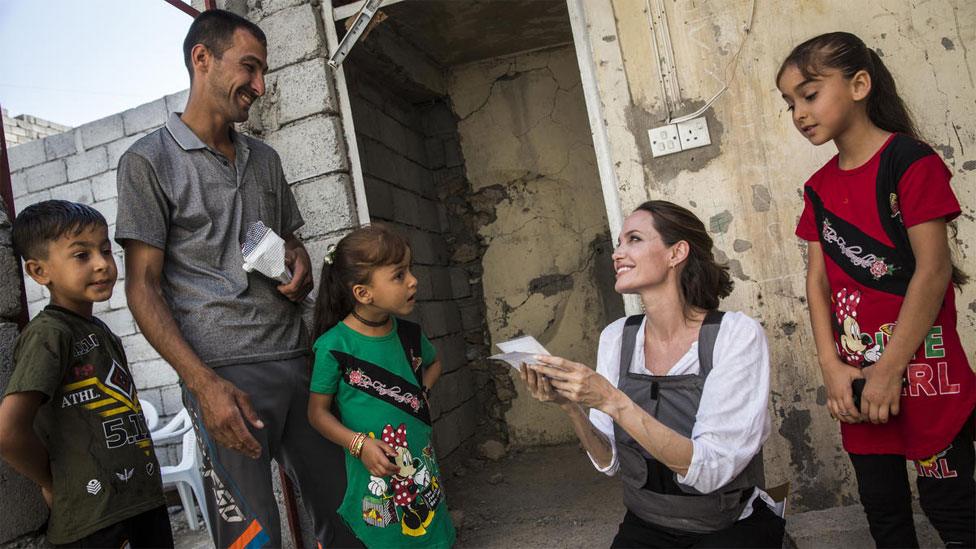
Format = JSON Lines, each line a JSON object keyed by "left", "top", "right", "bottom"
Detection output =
{"left": 24, "top": 224, "right": 117, "bottom": 317}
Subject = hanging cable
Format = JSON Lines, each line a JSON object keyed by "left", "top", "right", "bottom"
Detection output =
{"left": 668, "top": 0, "right": 757, "bottom": 124}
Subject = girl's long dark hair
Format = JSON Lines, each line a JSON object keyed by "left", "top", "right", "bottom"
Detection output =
{"left": 776, "top": 31, "right": 919, "bottom": 139}
{"left": 777, "top": 32, "right": 967, "bottom": 287}
{"left": 312, "top": 223, "right": 410, "bottom": 338}
{"left": 634, "top": 200, "right": 733, "bottom": 312}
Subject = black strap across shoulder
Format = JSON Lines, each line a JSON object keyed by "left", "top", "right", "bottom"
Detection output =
{"left": 395, "top": 317, "right": 425, "bottom": 388}
{"left": 619, "top": 310, "right": 725, "bottom": 377}
{"left": 697, "top": 310, "right": 725, "bottom": 378}
{"left": 875, "top": 134, "right": 936, "bottom": 268}
{"left": 807, "top": 134, "right": 937, "bottom": 297}
{"left": 332, "top": 350, "right": 431, "bottom": 425}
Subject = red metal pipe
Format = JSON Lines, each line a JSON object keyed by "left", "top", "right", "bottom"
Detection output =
{"left": 162, "top": 0, "right": 200, "bottom": 18}
{"left": 0, "top": 104, "right": 30, "bottom": 329}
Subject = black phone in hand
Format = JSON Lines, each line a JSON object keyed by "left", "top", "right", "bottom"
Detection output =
{"left": 851, "top": 378, "right": 866, "bottom": 409}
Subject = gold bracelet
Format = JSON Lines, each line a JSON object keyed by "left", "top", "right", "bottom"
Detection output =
{"left": 353, "top": 433, "right": 367, "bottom": 458}
{"left": 349, "top": 432, "right": 365, "bottom": 457}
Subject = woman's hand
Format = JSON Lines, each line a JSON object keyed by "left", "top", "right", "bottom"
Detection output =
{"left": 359, "top": 438, "right": 398, "bottom": 477}
{"left": 820, "top": 358, "right": 864, "bottom": 423}
{"left": 859, "top": 363, "right": 903, "bottom": 424}
{"left": 529, "top": 356, "right": 620, "bottom": 413}
{"left": 519, "top": 362, "right": 569, "bottom": 406}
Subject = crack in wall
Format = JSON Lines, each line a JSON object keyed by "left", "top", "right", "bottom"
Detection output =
{"left": 952, "top": 6, "right": 975, "bottom": 88}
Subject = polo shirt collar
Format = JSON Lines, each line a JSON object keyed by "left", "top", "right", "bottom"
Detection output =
{"left": 165, "top": 113, "right": 250, "bottom": 159}
{"left": 166, "top": 112, "right": 208, "bottom": 151}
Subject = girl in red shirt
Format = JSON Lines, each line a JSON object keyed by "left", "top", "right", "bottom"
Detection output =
{"left": 777, "top": 32, "right": 974, "bottom": 548}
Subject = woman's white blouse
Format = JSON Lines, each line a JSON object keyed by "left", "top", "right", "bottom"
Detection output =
{"left": 587, "top": 311, "right": 772, "bottom": 496}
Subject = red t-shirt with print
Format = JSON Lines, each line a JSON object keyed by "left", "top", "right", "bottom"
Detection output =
{"left": 796, "top": 133, "right": 975, "bottom": 460}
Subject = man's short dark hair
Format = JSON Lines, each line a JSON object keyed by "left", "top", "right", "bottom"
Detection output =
{"left": 11, "top": 200, "right": 108, "bottom": 261}
{"left": 183, "top": 9, "right": 267, "bottom": 80}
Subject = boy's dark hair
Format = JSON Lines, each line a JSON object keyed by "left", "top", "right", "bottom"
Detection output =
{"left": 633, "top": 200, "right": 733, "bottom": 314}
{"left": 183, "top": 9, "right": 267, "bottom": 80}
{"left": 776, "top": 32, "right": 919, "bottom": 140}
{"left": 313, "top": 223, "right": 410, "bottom": 338}
{"left": 11, "top": 200, "right": 107, "bottom": 261}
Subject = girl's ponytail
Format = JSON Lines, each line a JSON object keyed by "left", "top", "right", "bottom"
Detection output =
{"left": 313, "top": 258, "right": 354, "bottom": 338}
{"left": 863, "top": 48, "right": 919, "bottom": 139}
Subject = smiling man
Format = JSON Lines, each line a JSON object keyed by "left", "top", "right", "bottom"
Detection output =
{"left": 114, "top": 9, "right": 355, "bottom": 548}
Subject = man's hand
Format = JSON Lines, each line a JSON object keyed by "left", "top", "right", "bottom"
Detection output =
{"left": 278, "top": 244, "right": 313, "bottom": 302}
{"left": 860, "top": 364, "right": 903, "bottom": 424}
{"left": 41, "top": 485, "right": 53, "bottom": 508}
{"left": 192, "top": 371, "right": 264, "bottom": 458}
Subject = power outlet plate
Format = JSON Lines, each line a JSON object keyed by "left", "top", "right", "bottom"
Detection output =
{"left": 677, "top": 117, "right": 711, "bottom": 150}
{"left": 648, "top": 124, "right": 680, "bottom": 157}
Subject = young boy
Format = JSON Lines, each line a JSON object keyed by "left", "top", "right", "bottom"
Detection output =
{"left": 0, "top": 200, "right": 171, "bottom": 548}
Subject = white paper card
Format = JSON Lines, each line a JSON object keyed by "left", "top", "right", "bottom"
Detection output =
{"left": 489, "top": 335, "right": 550, "bottom": 369}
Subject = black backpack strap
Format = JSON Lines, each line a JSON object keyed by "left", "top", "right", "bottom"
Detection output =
{"left": 697, "top": 310, "right": 726, "bottom": 378}
{"left": 875, "top": 134, "right": 935, "bottom": 275}
{"left": 619, "top": 315, "right": 645, "bottom": 374}
{"left": 395, "top": 318, "right": 424, "bottom": 388}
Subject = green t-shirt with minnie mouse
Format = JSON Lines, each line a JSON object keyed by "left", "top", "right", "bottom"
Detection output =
{"left": 311, "top": 318, "right": 455, "bottom": 548}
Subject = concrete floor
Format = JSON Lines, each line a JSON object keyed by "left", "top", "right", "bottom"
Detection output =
{"left": 448, "top": 444, "right": 624, "bottom": 548}
{"left": 163, "top": 442, "right": 950, "bottom": 548}
{"left": 4, "top": 443, "right": 950, "bottom": 548}
{"left": 166, "top": 443, "right": 624, "bottom": 548}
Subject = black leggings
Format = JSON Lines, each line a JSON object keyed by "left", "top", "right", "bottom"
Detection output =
{"left": 610, "top": 498, "right": 785, "bottom": 548}
{"left": 849, "top": 414, "right": 975, "bottom": 548}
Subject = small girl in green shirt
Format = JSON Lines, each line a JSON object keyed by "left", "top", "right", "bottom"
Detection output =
{"left": 307, "top": 224, "right": 456, "bottom": 548}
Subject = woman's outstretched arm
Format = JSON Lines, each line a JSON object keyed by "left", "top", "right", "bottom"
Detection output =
{"left": 520, "top": 363, "right": 614, "bottom": 467}
{"left": 530, "top": 314, "right": 770, "bottom": 492}
{"left": 531, "top": 357, "right": 693, "bottom": 475}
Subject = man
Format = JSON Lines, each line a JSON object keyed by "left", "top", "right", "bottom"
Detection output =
{"left": 115, "top": 10, "right": 355, "bottom": 548}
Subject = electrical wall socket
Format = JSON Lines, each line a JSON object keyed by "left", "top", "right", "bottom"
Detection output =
{"left": 676, "top": 117, "right": 711, "bottom": 150}
{"left": 648, "top": 124, "right": 681, "bottom": 157}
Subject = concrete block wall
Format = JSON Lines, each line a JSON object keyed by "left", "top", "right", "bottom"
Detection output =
{"left": 0, "top": 183, "right": 48, "bottom": 541}
{"left": 3, "top": 108, "right": 72, "bottom": 148}
{"left": 3, "top": 2, "right": 362, "bottom": 542}
{"left": 347, "top": 67, "right": 480, "bottom": 459}
{"left": 236, "top": 0, "right": 360, "bottom": 275}
{"left": 7, "top": 90, "right": 191, "bottom": 468}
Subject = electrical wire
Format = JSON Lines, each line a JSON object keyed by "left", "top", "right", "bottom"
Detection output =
{"left": 663, "top": 0, "right": 758, "bottom": 124}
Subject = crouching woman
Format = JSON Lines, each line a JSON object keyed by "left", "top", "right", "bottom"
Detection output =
{"left": 521, "top": 201, "right": 784, "bottom": 548}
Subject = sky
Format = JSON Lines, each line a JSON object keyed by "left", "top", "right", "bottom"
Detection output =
{"left": 0, "top": 0, "right": 193, "bottom": 127}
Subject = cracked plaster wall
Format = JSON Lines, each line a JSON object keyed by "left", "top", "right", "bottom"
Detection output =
{"left": 578, "top": 0, "right": 976, "bottom": 511}
{"left": 449, "top": 46, "right": 623, "bottom": 446}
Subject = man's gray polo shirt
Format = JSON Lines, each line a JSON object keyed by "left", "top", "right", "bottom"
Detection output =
{"left": 115, "top": 113, "right": 307, "bottom": 367}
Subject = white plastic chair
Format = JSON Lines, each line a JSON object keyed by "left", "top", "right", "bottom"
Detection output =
{"left": 139, "top": 399, "right": 159, "bottom": 432}
{"left": 152, "top": 409, "right": 212, "bottom": 538}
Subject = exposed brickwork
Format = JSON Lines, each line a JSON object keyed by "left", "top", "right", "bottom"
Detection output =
{"left": 346, "top": 65, "right": 490, "bottom": 458}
